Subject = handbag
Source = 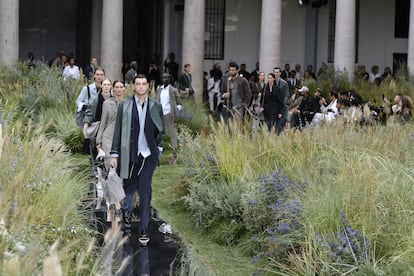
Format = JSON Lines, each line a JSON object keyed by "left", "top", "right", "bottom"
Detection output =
{"left": 75, "top": 105, "right": 87, "bottom": 128}
{"left": 105, "top": 167, "right": 125, "bottom": 204}
{"left": 84, "top": 121, "right": 100, "bottom": 139}
{"left": 75, "top": 85, "right": 91, "bottom": 128}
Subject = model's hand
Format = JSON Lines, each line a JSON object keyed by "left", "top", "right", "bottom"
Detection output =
{"left": 110, "top": 158, "right": 118, "bottom": 168}
{"left": 223, "top": 92, "right": 231, "bottom": 99}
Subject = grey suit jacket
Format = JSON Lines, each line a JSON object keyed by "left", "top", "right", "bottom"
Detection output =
{"left": 155, "top": 85, "right": 182, "bottom": 117}
{"left": 96, "top": 97, "right": 120, "bottom": 155}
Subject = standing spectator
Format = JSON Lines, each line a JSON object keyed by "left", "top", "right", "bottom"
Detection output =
{"left": 377, "top": 66, "right": 393, "bottom": 85}
{"left": 164, "top": 52, "right": 179, "bottom": 84}
{"left": 178, "top": 64, "right": 194, "bottom": 98}
{"left": 207, "top": 70, "right": 222, "bottom": 113}
{"left": 155, "top": 73, "right": 182, "bottom": 164}
{"left": 260, "top": 72, "right": 286, "bottom": 134}
{"left": 110, "top": 74, "right": 164, "bottom": 246}
{"left": 355, "top": 65, "right": 369, "bottom": 82}
{"left": 295, "top": 64, "right": 302, "bottom": 81}
{"left": 84, "top": 57, "right": 98, "bottom": 82}
{"left": 281, "top": 63, "right": 291, "bottom": 81}
{"left": 273, "top": 67, "right": 290, "bottom": 123}
{"left": 306, "top": 64, "right": 317, "bottom": 80}
{"left": 49, "top": 50, "right": 65, "bottom": 68}
{"left": 250, "top": 72, "right": 266, "bottom": 131}
{"left": 238, "top": 63, "right": 250, "bottom": 80}
{"left": 252, "top": 61, "right": 260, "bottom": 78}
{"left": 96, "top": 80, "right": 125, "bottom": 229}
{"left": 287, "top": 70, "right": 299, "bottom": 97}
{"left": 62, "top": 56, "right": 80, "bottom": 81}
{"left": 221, "top": 62, "right": 252, "bottom": 120}
{"left": 210, "top": 63, "right": 223, "bottom": 80}
{"left": 148, "top": 62, "right": 160, "bottom": 87}
{"left": 369, "top": 65, "right": 381, "bottom": 84}
{"left": 125, "top": 61, "right": 138, "bottom": 86}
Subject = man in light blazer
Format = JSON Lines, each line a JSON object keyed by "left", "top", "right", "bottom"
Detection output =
{"left": 155, "top": 73, "right": 182, "bottom": 164}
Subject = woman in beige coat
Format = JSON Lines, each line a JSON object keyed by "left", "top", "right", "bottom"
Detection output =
{"left": 96, "top": 80, "right": 126, "bottom": 229}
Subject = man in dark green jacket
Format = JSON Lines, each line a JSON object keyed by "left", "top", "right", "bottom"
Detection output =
{"left": 110, "top": 74, "right": 164, "bottom": 245}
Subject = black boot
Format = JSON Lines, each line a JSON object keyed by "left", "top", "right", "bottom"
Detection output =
{"left": 123, "top": 210, "right": 131, "bottom": 229}
{"left": 138, "top": 229, "right": 150, "bottom": 246}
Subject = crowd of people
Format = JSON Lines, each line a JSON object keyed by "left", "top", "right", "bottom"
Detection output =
{"left": 65, "top": 51, "right": 413, "bottom": 246}
{"left": 203, "top": 61, "right": 412, "bottom": 132}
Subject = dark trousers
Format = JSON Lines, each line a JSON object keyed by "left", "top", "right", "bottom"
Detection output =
{"left": 265, "top": 116, "right": 285, "bottom": 135}
{"left": 123, "top": 155, "right": 157, "bottom": 232}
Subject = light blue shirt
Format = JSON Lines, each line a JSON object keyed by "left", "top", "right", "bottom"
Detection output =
{"left": 135, "top": 95, "right": 151, "bottom": 158}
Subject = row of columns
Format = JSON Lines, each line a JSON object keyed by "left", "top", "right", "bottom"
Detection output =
{"left": 259, "top": 0, "right": 357, "bottom": 79}
{"left": 257, "top": 0, "right": 414, "bottom": 79}
{"left": 3, "top": 1, "right": 414, "bottom": 96}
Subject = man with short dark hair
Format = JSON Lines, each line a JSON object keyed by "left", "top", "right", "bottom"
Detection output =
{"left": 84, "top": 57, "right": 98, "bottom": 82}
{"left": 110, "top": 74, "right": 164, "bottom": 246}
{"left": 178, "top": 63, "right": 194, "bottom": 98}
{"left": 221, "top": 62, "right": 252, "bottom": 120}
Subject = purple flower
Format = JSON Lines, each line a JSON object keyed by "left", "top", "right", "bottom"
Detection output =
{"left": 248, "top": 199, "right": 257, "bottom": 206}
{"left": 277, "top": 223, "right": 291, "bottom": 234}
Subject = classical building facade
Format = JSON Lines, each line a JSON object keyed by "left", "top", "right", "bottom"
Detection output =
{"left": 0, "top": 0, "right": 413, "bottom": 103}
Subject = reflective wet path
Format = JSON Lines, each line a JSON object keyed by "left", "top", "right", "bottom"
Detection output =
{"left": 93, "top": 208, "right": 181, "bottom": 276}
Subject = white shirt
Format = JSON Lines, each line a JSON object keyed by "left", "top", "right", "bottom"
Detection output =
{"left": 369, "top": 73, "right": 381, "bottom": 84}
{"left": 159, "top": 85, "right": 171, "bottom": 115}
{"left": 207, "top": 77, "right": 221, "bottom": 93}
{"left": 76, "top": 83, "right": 98, "bottom": 111}
{"left": 320, "top": 99, "right": 338, "bottom": 116}
{"left": 62, "top": 65, "right": 80, "bottom": 80}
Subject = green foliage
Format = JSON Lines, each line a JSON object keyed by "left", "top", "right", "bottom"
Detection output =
{"left": 175, "top": 99, "right": 210, "bottom": 134}
{"left": 178, "top": 113, "right": 414, "bottom": 273}
{"left": 0, "top": 63, "right": 84, "bottom": 152}
{"left": 0, "top": 118, "right": 97, "bottom": 274}
{"left": 0, "top": 63, "right": 103, "bottom": 274}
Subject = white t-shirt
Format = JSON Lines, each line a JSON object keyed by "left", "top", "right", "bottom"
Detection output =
{"left": 160, "top": 85, "right": 171, "bottom": 115}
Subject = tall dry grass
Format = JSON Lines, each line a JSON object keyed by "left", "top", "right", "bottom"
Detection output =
{"left": 179, "top": 114, "right": 414, "bottom": 274}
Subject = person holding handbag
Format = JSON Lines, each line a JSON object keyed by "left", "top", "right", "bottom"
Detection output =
{"left": 83, "top": 78, "right": 112, "bottom": 209}
{"left": 95, "top": 80, "right": 126, "bottom": 230}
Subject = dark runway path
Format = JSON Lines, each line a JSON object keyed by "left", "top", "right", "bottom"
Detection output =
{"left": 94, "top": 209, "right": 181, "bottom": 276}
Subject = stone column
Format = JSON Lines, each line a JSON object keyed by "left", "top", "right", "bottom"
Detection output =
{"left": 334, "top": 0, "right": 356, "bottom": 80}
{"left": 91, "top": 0, "right": 102, "bottom": 63}
{"left": 163, "top": 0, "right": 171, "bottom": 71}
{"left": 182, "top": 0, "right": 205, "bottom": 104}
{"left": 101, "top": 0, "right": 123, "bottom": 81}
{"left": 259, "top": 0, "right": 282, "bottom": 75}
{"left": 0, "top": 0, "right": 19, "bottom": 65}
{"left": 407, "top": 0, "right": 414, "bottom": 77}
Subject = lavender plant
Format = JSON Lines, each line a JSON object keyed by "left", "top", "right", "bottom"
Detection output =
{"left": 246, "top": 170, "right": 306, "bottom": 266}
{"left": 317, "top": 211, "right": 370, "bottom": 273}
